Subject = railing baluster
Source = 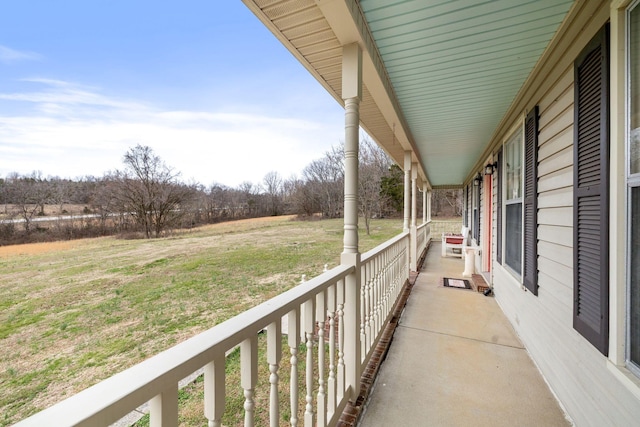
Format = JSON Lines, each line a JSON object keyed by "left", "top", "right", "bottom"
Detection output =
{"left": 382, "top": 253, "right": 388, "bottom": 322}
{"left": 360, "top": 264, "right": 367, "bottom": 360}
{"left": 241, "top": 336, "right": 258, "bottom": 427}
{"left": 150, "top": 385, "right": 178, "bottom": 427}
{"left": 204, "top": 354, "right": 225, "bottom": 427}
{"left": 267, "top": 321, "right": 282, "bottom": 427}
{"left": 288, "top": 308, "right": 301, "bottom": 427}
{"left": 374, "top": 255, "right": 381, "bottom": 334}
{"left": 337, "top": 278, "right": 345, "bottom": 402}
{"left": 316, "top": 290, "right": 327, "bottom": 427}
{"left": 390, "top": 248, "right": 396, "bottom": 311}
{"left": 381, "top": 254, "right": 386, "bottom": 327}
{"left": 385, "top": 251, "right": 390, "bottom": 319}
{"left": 327, "top": 282, "right": 337, "bottom": 416}
{"left": 303, "top": 297, "right": 316, "bottom": 426}
{"left": 368, "top": 257, "right": 374, "bottom": 342}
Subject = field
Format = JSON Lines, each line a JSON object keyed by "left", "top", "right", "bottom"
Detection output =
{"left": 0, "top": 204, "right": 88, "bottom": 220}
{"left": 0, "top": 216, "right": 403, "bottom": 426}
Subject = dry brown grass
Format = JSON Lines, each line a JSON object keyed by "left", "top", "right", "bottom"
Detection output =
{"left": 0, "top": 240, "right": 79, "bottom": 257}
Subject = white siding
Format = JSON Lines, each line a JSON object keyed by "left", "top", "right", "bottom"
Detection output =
{"left": 491, "top": 2, "right": 640, "bottom": 425}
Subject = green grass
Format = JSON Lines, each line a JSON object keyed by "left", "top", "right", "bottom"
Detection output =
{"left": 0, "top": 216, "right": 402, "bottom": 426}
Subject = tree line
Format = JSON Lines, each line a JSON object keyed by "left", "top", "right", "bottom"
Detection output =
{"left": 0, "top": 138, "right": 406, "bottom": 245}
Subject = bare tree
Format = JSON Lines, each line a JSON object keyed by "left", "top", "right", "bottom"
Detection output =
{"left": 432, "top": 189, "right": 463, "bottom": 217}
{"left": 89, "top": 175, "right": 122, "bottom": 234}
{"left": 49, "top": 177, "right": 72, "bottom": 214}
{"left": 112, "top": 145, "right": 194, "bottom": 238}
{"left": 10, "top": 171, "right": 51, "bottom": 233}
{"left": 263, "top": 171, "right": 283, "bottom": 216}
{"left": 359, "top": 137, "right": 391, "bottom": 234}
{"left": 303, "top": 145, "right": 344, "bottom": 218}
{"left": 0, "top": 176, "right": 8, "bottom": 215}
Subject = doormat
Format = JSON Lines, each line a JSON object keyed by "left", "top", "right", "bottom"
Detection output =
{"left": 443, "top": 277, "right": 471, "bottom": 289}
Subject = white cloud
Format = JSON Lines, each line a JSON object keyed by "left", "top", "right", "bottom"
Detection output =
{"left": 0, "top": 78, "right": 148, "bottom": 112}
{"left": 0, "top": 45, "right": 41, "bottom": 64}
{"left": 0, "top": 79, "right": 341, "bottom": 186}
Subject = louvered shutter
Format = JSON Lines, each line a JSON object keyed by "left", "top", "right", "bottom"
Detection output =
{"left": 474, "top": 181, "right": 481, "bottom": 243}
{"left": 573, "top": 25, "right": 609, "bottom": 356}
{"left": 496, "top": 148, "right": 503, "bottom": 265}
{"left": 524, "top": 107, "right": 539, "bottom": 295}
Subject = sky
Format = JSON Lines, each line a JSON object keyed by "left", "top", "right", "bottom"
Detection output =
{"left": 0, "top": 1, "right": 346, "bottom": 188}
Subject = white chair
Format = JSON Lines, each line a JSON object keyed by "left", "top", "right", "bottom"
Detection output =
{"left": 441, "top": 226, "right": 469, "bottom": 258}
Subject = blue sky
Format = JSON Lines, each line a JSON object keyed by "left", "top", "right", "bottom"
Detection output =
{"left": 0, "top": 1, "right": 345, "bottom": 187}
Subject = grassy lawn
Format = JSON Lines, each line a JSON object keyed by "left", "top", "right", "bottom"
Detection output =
{"left": 0, "top": 216, "right": 403, "bottom": 426}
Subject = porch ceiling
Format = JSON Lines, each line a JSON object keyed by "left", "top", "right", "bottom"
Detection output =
{"left": 243, "top": 0, "right": 574, "bottom": 187}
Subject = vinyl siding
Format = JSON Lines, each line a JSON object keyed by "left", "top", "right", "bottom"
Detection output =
{"left": 490, "top": 1, "right": 640, "bottom": 425}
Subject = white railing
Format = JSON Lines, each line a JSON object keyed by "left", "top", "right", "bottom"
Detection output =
{"left": 360, "top": 232, "right": 409, "bottom": 364}
{"left": 15, "top": 231, "right": 412, "bottom": 427}
{"left": 417, "top": 221, "right": 430, "bottom": 258}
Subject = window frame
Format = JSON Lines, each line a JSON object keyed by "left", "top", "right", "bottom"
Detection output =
{"left": 502, "top": 125, "right": 524, "bottom": 278}
{"left": 626, "top": 0, "right": 640, "bottom": 377}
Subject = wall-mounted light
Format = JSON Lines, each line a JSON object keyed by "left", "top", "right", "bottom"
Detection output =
{"left": 484, "top": 162, "right": 497, "bottom": 175}
{"left": 473, "top": 172, "right": 482, "bottom": 186}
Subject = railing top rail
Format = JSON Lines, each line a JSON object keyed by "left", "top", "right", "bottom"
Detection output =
{"left": 361, "top": 230, "right": 409, "bottom": 264}
{"left": 417, "top": 222, "right": 429, "bottom": 230}
{"left": 15, "top": 264, "right": 355, "bottom": 427}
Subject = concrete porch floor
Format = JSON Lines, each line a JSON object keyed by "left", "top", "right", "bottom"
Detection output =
{"left": 358, "top": 242, "right": 572, "bottom": 427}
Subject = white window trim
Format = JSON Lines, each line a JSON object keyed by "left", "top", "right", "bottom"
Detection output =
{"left": 607, "top": 2, "right": 640, "bottom": 393}
{"left": 626, "top": 0, "right": 640, "bottom": 378}
{"left": 502, "top": 124, "right": 525, "bottom": 279}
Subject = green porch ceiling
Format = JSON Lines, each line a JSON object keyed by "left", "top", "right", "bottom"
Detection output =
{"left": 359, "top": 0, "right": 574, "bottom": 186}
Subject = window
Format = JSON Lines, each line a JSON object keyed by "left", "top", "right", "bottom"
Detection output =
{"left": 504, "top": 128, "right": 523, "bottom": 274}
{"left": 573, "top": 24, "right": 609, "bottom": 356}
{"left": 628, "top": 1, "right": 640, "bottom": 373}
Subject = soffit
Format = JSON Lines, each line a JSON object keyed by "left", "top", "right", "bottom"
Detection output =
{"left": 358, "top": 0, "right": 574, "bottom": 186}
{"left": 245, "top": 0, "right": 409, "bottom": 175}
{"left": 243, "top": 0, "right": 575, "bottom": 187}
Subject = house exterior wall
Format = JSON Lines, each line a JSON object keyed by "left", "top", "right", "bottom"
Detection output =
{"left": 487, "top": 1, "right": 640, "bottom": 425}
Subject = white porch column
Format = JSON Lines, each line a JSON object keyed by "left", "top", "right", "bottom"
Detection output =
{"left": 403, "top": 152, "right": 411, "bottom": 231}
{"left": 422, "top": 183, "right": 427, "bottom": 224}
{"left": 411, "top": 164, "right": 417, "bottom": 228}
{"left": 427, "top": 190, "right": 432, "bottom": 222}
{"left": 341, "top": 42, "right": 362, "bottom": 402}
{"left": 410, "top": 164, "right": 418, "bottom": 270}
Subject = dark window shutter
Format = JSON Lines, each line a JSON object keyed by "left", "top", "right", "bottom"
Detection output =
{"left": 496, "top": 148, "right": 503, "bottom": 265}
{"left": 474, "top": 181, "right": 481, "bottom": 243}
{"left": 573, "top": 25, "right": 609, "bottom": 356}
{"left": 524, "top": 107, "right": 539, "bottom": 295}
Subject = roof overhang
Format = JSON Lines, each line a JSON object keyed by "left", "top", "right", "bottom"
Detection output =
{"left": 242, "top": 0, "right": 576, "bottom": 188}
